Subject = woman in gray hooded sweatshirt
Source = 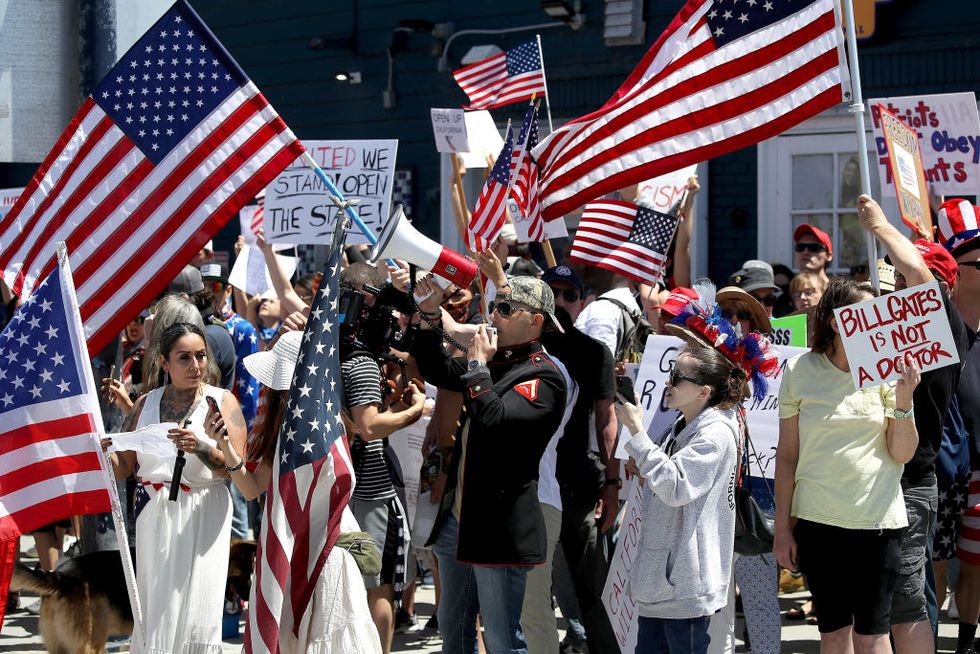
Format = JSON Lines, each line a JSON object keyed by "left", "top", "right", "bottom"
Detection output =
{"left": 617, "top": 297, "right": 779, "bottom": 654}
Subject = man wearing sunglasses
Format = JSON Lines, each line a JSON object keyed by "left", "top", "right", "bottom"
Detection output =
{"left": 727, "top": 260, "right": 781, "bottom": 319}
{"left": 410, "top": 275, "right": 568, "bottom": 654}
{"left": 794, "top": 223, "right": 833, "bottom": 285}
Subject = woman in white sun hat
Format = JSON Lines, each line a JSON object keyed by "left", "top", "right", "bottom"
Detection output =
{"left": 207, "top": 328, "right": 382, "bottom": 653}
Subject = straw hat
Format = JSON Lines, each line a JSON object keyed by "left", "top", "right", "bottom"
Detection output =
{"left": 715, "top": 286, "right": 771, "bottom": 334}
{"left": 243, "top": 330, "right": 302, "bottom": 391}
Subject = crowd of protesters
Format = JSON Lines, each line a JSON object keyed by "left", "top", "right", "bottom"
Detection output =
{"left": 7, "top": 178, "right": 980, "bottom": 654}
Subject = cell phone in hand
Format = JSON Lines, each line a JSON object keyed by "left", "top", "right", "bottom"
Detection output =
{"left": 205, "top": 395, "right": 221, "bottom": 417}
{"left": 615, "top": 375, "right": 636, "bottom": 403}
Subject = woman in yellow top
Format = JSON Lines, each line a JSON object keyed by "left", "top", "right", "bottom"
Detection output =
{"left": 774, "top": 278, "right": 920, "bottom": 654}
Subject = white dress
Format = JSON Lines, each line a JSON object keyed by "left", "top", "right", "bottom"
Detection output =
{"left": 133, "top": 384, "right": 231, "bottom": 654}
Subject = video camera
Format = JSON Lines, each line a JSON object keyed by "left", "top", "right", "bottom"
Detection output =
{"left": 338, "top": 282, "right": 415, "bottom": 358}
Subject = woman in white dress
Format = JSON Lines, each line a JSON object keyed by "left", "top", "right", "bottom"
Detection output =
{"left": 207, "top": 328, "right": 383, "bottom": 654}
{"left": 109, "top": 322, "right": 248, "bottom": 654}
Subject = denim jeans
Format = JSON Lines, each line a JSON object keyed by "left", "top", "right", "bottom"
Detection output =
{"left": 226, "top": 480, "right": 249, "bottom": 540}
{"left": 433, "top": 514, "right": 530, "bottom": 654}
{"left": 636, "top": 616, "right": 711, "bottom": 654}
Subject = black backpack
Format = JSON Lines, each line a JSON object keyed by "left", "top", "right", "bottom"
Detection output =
{"left": 596, "top": 296, "right": 654, "bottom": 363}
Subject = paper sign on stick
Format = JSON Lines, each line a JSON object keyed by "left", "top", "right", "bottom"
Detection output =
{"left": 508, "top": 199, "right": 569, "bottom": 243}
{"left": 636, "top": 165, "right": 697, "bottom": 213}
{"left": 601, "top": 478, "right": 644, "bottom": 654}
{"left": 770, "top": 314, "right": 808, "bottom": 348}
{"left": 228, "top": 244, "right": 297, "bottom": 297}
{"left": 0, "top": 188, "right": 23, "bottom": 221}
{"left": 263, "top": 139, "right": 398, "bottom": 246}
{"left": 459, "top": 111, "right": 505, "bottom": 169}
{"left": 834, "top": 280, "right": 960, "bottom": 389}
{"left": 870, "top": 93, "right": 980, "bottom": 199}
{"left": 879, "top": 104, "right": 933, "bottom": 237}
{"left": 431, "top": 109, "right": 470, "bottom": 154}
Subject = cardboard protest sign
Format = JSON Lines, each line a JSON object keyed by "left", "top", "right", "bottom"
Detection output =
{"left": 431, "top": 108, "right": 470, "bottom": 154}
{"left": 771, "top": 314, "right": 808, "bottom": 348}
{"left": 878, "top": 104, "right": 933, "bottom": 237}
{"left": 601, "top": 479, "right": 644, "bottom": 653}
{"left": 834, "top": 280, "right": 960, "bottom": 389}
{"left": 263, "top": 140, "right": 398, "bottom": 246}
{"left": 459, "top": 111, "right": 505, "bottom": 169}
{"left": 870, "top": 93, "right": 980, "bottom": 199}
{"left": 636, "top": 165, "right": 697, "bottom": 213}
{"left": 0, "top": 188, "right": 22, "bottom": 220}
{"left": 623, "top": 335, "right": 807, "bottom": 479}
{"left": 508, "top": 198, "right": 569, "bottom": 243}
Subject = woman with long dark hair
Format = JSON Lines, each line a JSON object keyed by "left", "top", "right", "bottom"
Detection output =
{"left": 774, "top": 278, "right": 920, "bottom": 653}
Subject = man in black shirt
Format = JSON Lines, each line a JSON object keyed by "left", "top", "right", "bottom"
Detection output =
{"left": 859, "top": 196, "right": 970, "bottom": 651}
{"left": 541, "top": 265, "right": 621, "bottom": 653}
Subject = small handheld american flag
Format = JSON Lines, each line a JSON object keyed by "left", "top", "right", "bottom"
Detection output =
{"left": 466, "top": 123, "right": 514, "bottom": 252}
{"left": 453, "top": 40, "right": 547, "bottom": 111}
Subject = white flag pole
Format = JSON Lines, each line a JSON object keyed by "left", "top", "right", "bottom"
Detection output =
{"left": 56, "top": 242, "right": 144, "bottom": 648}
{"left": 840, "top": 1, "right": 881, "bottom": 293}
{"left": 535, "top": 34, "right": 555, "bottom": 134}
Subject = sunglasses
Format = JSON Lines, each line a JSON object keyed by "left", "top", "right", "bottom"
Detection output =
{"left": 755, "top": 294, "right": 777, "bottom": 306}
{"left": 795, "top": 242, "right": 827, "bottom": 253}
{"left": 722, "top": 308, "right": 753, "bottom": 322}
{"left": 489, "top": 300, "right": 536, "bottom": 317}
{"left": 549, "top": 287, "right": 580, "bottom": 303}
{"left": 667, "top": 369, "right": 701, "bottom": 387}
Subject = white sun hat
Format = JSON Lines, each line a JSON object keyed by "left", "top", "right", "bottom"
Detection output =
{"left": 243, "top": 330, "right": 302, "bottom": 391}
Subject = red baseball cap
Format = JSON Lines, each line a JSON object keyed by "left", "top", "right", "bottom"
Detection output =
{"left": 661, "top": 287, "right": 698, "bottom": 317}
{"left": 914, "top": 239, "right": 958, "bottom": 288}
{"left": 793, "top": 223, "right": 833, "bottom": 256}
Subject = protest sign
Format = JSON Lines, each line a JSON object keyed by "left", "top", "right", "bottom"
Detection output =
{"left": 870, "top": 92, "right": 980, "bottom": 198}
{"left": 509, "top": 198, "right": 569, "bottom": 243}
{"left": 459, "top": 111, "right": 505, "bottom": 169}
{"left": 878, "top": 104, "right": 933, "bottom": 236}
{"left": 263, "top": 140, "right": 398, "bottom": 246}
{"left": 601, "top": 478, "right": 644, "bottom": 653}
{"left": 0, "top": 188, "right": 22, "bottom": 221}
{"left": 834, "top": 280, "right": 960, "bottom": 389}
{"left": 431, "top": 108, "right": 470, "bottom": 154}
{"left": 228, "top": 244, "right": 297, "bottom": 297}
{"left": 636, "top": 165, "right": 697, "bottom": 213}
{"left": 623, "top": 335, "right": 806, "bottom": 479}
{"left": 771, "top": 314, "right": 808, "bottom": 347}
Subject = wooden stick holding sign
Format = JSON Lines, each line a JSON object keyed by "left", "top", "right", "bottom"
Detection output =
{"left": 448, "top": 153, "right": 488, "bottom": 316}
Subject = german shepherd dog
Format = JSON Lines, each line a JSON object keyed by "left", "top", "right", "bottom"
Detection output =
{"left": 10, "top": 541, "right": 257, "bottom": 654}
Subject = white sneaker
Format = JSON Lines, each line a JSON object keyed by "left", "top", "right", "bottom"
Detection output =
{"left": 950, "top": 592, "right": 960, "bottom": 620}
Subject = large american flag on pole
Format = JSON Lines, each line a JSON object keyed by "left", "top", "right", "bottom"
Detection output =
{"left": 465, "top": 124, "right": 514, "bottom": 252}
{"left": 0, "top": 245, "right": 113, "bottom": 618}
{"left": 510, "top": 102, "right": 545, "bottom": 242}
{"left": 246, "top": 237, "right": 354, "bottom": 651}
{"left": 0, "top": 0, "right": 303, "bottom": 355}
{"left": 534, "top": 0, "right": 846, "bottom": 219}
{"left": 570, "top": 200, "right": 679, "bottom": 286}
{"left": 453, "top": 40, "right": 547, "bottom": 111}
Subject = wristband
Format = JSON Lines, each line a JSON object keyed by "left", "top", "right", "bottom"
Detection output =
{"left": 225, "top": 459, "right": 245, "bottom": 473}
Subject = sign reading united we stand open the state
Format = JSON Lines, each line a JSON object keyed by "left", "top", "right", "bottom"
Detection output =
{"left": 834, "top": 280, "right": 960, "bottom": 389}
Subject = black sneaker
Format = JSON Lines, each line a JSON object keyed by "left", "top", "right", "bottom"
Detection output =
{"left": 394, "top": 609, "right": 421, "bottom": 634}
{"left": 424, "top": 613, "right": 439, "bottom": 631}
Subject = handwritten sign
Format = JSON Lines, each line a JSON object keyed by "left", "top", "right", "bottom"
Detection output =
{"left": 0, "top": 187, "right": 23, "bottom": 221}
{"left": 508, "top": 198, "right": 569, "bottom": 243}
{"left": 870, "top": 93, "right": 980, "bottom": 199}
{"left": 601, "top": 479, "right": 644, "bottom": 653}
{"left": 431, "top": 108, "right": 469, "bottom": 154}
{"left": 263, "top": 140, "right": 398, "bottom": 246}
{"left": 770, "top": 314, "right": 808, "bottom": 348}
{"left": 459, "top": 111, "right": 504, "bottom": 169}
{"left": 835, "top": 280, "right": 960, "bottom": 389}
{"left": 878, "top": 104, "right": 932, "bottom": 236}
{"left": 622, "top": 336, "right": 807, "bottom": 479}
{"left": 636, "top": 165, "right": 696, "bottom": 213}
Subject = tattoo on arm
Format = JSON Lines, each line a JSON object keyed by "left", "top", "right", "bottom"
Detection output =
{"left": 122, "top": 396, "right": 146, "bottom": 432}
{"left": 227, "top": 404, "right": 247, "bottom": 429}
{"left": 193, "top": 444, "right": 222, "bottom": 471}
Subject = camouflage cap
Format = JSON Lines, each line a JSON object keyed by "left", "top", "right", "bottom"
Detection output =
{"left": 504, "top": 276, "right": 564, "bottom": 333}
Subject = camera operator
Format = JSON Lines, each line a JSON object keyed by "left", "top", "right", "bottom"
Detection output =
{"left": 410, "top": 274, "right": 567, "bottom": 654}
{"left": 339, "top": 263, "right": 426, "bottom": 654}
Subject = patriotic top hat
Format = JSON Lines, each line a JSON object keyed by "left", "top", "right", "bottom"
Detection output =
{"left": 937, "top": 198, "right": 980, "bottom": 255}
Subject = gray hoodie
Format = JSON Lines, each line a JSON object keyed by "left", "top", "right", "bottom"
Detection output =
{"left": 623, "top": 406, "right": 740, "bottom": 619}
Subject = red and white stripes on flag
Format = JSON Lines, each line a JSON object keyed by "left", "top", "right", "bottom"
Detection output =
{"left": 466, "top": 124, "right": 514, "bottom": 252}
{"left": 453, "top": 40, "right": 547, "bottom": 111}
{"left": 510, "top": 102, "right": 545, "bottom": 242}
{"left": 0, "top": 0, "right": 303, "bottom": 356}
{"left": 570, "top": 199, "right": 676, "bottom": 285}
{"left": 533, "top": 0, "right": 846, "bottom": 220}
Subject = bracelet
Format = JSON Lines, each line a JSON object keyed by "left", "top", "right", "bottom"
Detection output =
{"left": 225, "top": 459, "right": 244, "bottom": 473}
{"left": 418, "top": 308, "right": 441, "bottom": 319}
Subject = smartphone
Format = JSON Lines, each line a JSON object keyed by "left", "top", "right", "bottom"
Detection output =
{"left": 205, "top": 396, "right": 221, "bottom": 416}
{"left": 615, "top": 375, "right": 636, "bottom": 403}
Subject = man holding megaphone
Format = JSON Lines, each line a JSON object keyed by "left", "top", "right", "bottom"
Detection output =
{"left": 408, "top": 274, "right": 568, "bottom": 654}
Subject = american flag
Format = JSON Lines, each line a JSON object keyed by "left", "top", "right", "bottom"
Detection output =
{"left": 570, "top": 200, "right": 679, "bottom": 285}
{"left": 453, "top": 40, "right": 547, "bottom": 111}
{"left": 510, "top": 102, "right": 544, "bottom": 242}
{"left": 466, "top": 124, "right": 514, "bottom": 252}
{"left": 0, "top": 246, "right": 112, "bottom": 619}
{"left": 534, "top": 0, "right": 846, "bottom": 219}
{"left": 246, "top": 238, "right": 354, "bottom": 651}
{"left": 0, "top": 0, "right": 303, "bottom": 355}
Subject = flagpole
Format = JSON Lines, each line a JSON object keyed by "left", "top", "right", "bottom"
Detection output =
{"left": 840, "top": 0, "right": 880, "bottom": 293}
{"left": 535, "top": 34, "right": 554, "bottom": 133}
{"left": 56, "top": 242, "right": 144, "bottom": 648}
